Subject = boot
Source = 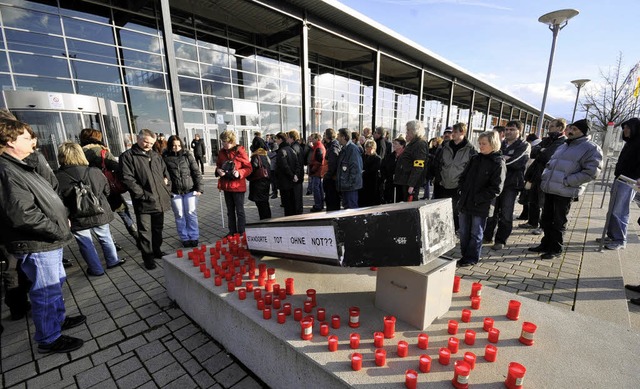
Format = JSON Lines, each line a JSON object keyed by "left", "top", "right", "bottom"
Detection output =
{"left": 5, "top": 288, "right": 31, "bottom": 320}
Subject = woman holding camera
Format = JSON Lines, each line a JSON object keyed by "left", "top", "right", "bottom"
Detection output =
{"left": 215, "top": 130, "right": 252, "bottom": 236}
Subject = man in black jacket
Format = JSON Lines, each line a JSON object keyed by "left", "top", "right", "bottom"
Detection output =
{"left": 120, "top": 129, "right": 172, "bottom": 270}
{"left": 190, "top": 133, "right": 206, "bottom": 174}
{"left": 288, "top": 129, "right": 305, "bottom": 215}
{"left": 322, "top": 128, "right": 341, "bottom": 211}
{"left": 0, "top": 119, "right": 85, "bottom": 353}
{"left": 250, "top": 131, "right": 268, "bottom": 153}
{"left": 274, "top": 132, "right": 299, "bottom": 216}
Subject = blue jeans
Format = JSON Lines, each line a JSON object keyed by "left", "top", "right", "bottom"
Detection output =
{"left": 171, "top": 192, "right": 200, "bottom": 241}
{"left": 73, "top": 224, "right": 120, "bottom": 274}
{"left": 606, "top": 180, "right": 635, "bottom": 245}
{"left": 341, "top": 190, "right": 358, "bottom": 209}
{"left": 485, "top": 187, "right": 518, "bottom": 244}
{"left": 458, "top": 212, "right": 487, "bottom": 264}
{"left": 311, "top": 176, "right": 324, "bottom": 210}
{"left": 19, "top": 248, "right": 66, "bottom": 345}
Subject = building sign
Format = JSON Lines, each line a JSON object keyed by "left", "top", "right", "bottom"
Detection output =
{"left": 48, "top": 93, "right": 64, "bottom": 109}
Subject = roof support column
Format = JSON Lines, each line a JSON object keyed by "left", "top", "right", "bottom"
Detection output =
{"left": 417, "top": 69, "right": 425, "bottom": 121}
{"left": 159, "top": 0, "right": 184, "bottom": 137}
{"left": 371, "top": 50, "right": 381, "bottom": 131}
{"left": 467, "top": 89, "right": 476, "bottom": 141}
{"left": 498, "top": 101, "right": 504, "bottom": 127}
{"left": 299, "top": 20, "right": 310, "bottom": 140}
{"left": 484, "top": 97, "right": 492, "bottom": 130}
{"left": 446, "top": 80, "right": 455, "bottom": 128}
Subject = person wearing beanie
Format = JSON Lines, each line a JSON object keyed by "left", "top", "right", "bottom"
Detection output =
{"left": 529, "top": 119, "right": 602, "bottom": 259}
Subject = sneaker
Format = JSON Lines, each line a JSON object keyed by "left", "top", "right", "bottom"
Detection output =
{"left": 144, "top": 261, "right": 157, "bottom": 270}
{"left": 624, "top": 284, "right": 640, "bottom": 293}
{"left": 61, "top": 315, "right": 86, "bottom": 331}
{"left": 154, "top": 251, "right": 168, "bottom": 259}
{"left": 541, "top": 252, "right": 561, "bottom": 260}
{"left": 630, "top": 298, "right": 640, "bottom": 306}
{"left": 106, "top": 258, "right": 126, "bottom": 269}
{"left": 518, "top": 223, "right": 535, "bottom": 229}
{"left": 528, "top": 245, "right": 546, "bottom": 253}
{"left": 595, "top": 237, "right": 613, "bottom": 243}
{"left": 491, "top": 243, "right": 504, "bottom": 250}
{"left": 191, "top": 240, "right": 199, "bottom": 247}
{"left": 456, "top": 260, "right": 476, "bottom": 268}
{"left": 530, "top": 228, "right": 543, "bottom": 235}
{"left": 86, "top": 268, "right": 104, "bottom": 277}
{"left": 38, "top": 335, "right": 84, "bottom": 354}
{"left": 604, "top": 243, "right": 626, "bottom": 250}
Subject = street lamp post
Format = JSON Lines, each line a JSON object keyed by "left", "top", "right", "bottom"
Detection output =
{"left": 537, "top": 9, "right": 580, "bottom": 136}
{"left": 570, "top": 78, "right": 590, "bottom": 122}
{"left": 583, "top": 103, "right": 594, "bottom": 120}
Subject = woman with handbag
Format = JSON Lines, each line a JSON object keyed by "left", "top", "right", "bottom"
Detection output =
{"left": 163, "top": 135, "right": 203, "bottom": 247}
{"left": 215, "top": 130, "right": 252, "bottom": 236}
{"left": 79, "top": 129, "right": 139, "bottom": 245}
{"left": 247, "top": 147, "right": 271, "bottom": 219}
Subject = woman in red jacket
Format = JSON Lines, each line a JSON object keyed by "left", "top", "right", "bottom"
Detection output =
{"left": 216, "top": 130, "right": 252, "bottom": 236}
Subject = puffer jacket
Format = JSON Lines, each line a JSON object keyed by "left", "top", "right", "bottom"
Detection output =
{"left": 56, "top": 165, "right": 115, "bottom": 231}
{"left": 119, "top": 144, "right": 172, "bottom": 213}
{"left": 336, "top": 140, "right": 363, "bottom": 192}
{"left": 216, "top": 145, "right": 252, "bottom": 192}
{"left": 394, "top": 136, "right": 428, "bottom": 188}
{"left": 457, "top": 152, "right": 506, "bottom": 218}
{"left": 0, "top": 153, "right": 73, "bottom": 254}
{"left": 540, "top": 136, "right": 603, "bottom": 198}
{"left": 433, "top": 139, "right": 476, "bottom": 189}
{"left": 163, "top": 149, "right": 203, "bottom": 194}
{"left": 524, "top": 132, "right": 566, "bottom": 185}
{"left": 614, "top": 118, "right": 640, "bottom": 179}
{"left": 309, "top": 140, "right": 327, "bottom": 178}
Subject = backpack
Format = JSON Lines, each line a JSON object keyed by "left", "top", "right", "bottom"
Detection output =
{"left": 61, "top": 169, "right": 105, "bottom": 218}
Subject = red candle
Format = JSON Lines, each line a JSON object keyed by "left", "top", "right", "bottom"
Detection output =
{"left": 383, "top": 315, "right": 396, "bottom": 338}
{"left": 438, "top": 347, "right": 451, "bottom": 365}
{"left": 272, "top": 283, "right": 280, "bottom": 295}
{"left": 257, "top": 298, "right": 265, "bottom": 311}
{"left": 350, "top": 333, "right": 360, "bottom": 349}
{"left": 238, "top": 288, "right": 246, "bottom": 300}
{"left": 397, "top": 340, "right": 408, "bottom": 357}
{"left": 300, "top": 318, "right": 313, "bottom": 340}
{"left": 452, "top": 360, "right": 470, "bottom": 389}
{"left": 351, "top": 353, "right": 363, "bottom": 371}
{"left": 285, "top": 277, "right": 294, "bottom": 295}
{"left": 267, "top": 267, "right": 276, "bottom": 281}
{"left": 293, "top": 308, "right": 303, "bottom": 321}
{"left": 504, "top": 362, "right": 526, "bottom": 389}
{"left": 507, "top": 300, "right": 521, "bottom": 320}
{"left": 405, "top": 369, "right": 418, "bottom": 389}
{"left": 253, "top": 288, "right": 262, "bottom": 300}
{"left": 331, "top": 314, "right": 341, "bottom": 329}
{"left": 203, "top": 269, "right": 211, "bottom": 278}
{"left": 317, "top": 308, "right": 326, "bottom": 322}
{"left": 277, "top": 311, "right": 286, "bottom": 324}
{"left": 461, "top": 309, "right": 471, "bottom": 323}
{"left": 464, "top": 329, "right": 476, "bottom": 346}
{"left": 488, "top": 327, "right": 500, "bottom": 343}
{"left": 214, "top": 276, "right": 222, "bottom": 286}
{"left": 463, "top": 351, "right": 476, "bottom": 370}
{"left": 417, "top": 333, "right": 428, "bottom": 350}
{"left": 272, "top": 298, "right": 281, "bottom": 309}
{"left": 483, "top": 317, "right": 494, "bottom": 332}
{"left": 484, "top": 344, "right": 497, "bottom": 362}
{"left": 328, "top": 335, "right": 338, "bottom": 352}
{"left": 264, "top": 293, "right": 273, "bottom": 306}
{"left": 448, "top": 320, "right": 459, "bottom": 335}
{"left": 278, "top": 289, "right": 287, "bottom": 300}
{"left": 374, "top": 349, "right": 386, "bottom": 366}
{"left": 348, "top": 306, "right": 360, "bottom": 328}
{"left": 258, "top": 276, "right": 266, "bottom": 287}
{"left": 303, "top": 301, "right": 313, "bottom": 313}
{"left": 373, "top": 331, "right": 384, "bottom": 348}
{"left": 234, "top": 275, "right": 242, "bottom": 287}
{"left": 283, "top": 303, "right": 291, "bottom": 316}
{"left": 177, "top": 249, "right": 183, "bottom": 258}
{"left": 319, "top": 322, "right": 329, "bottom": 336}
{"left": 519, "top": 322, "right": 537, "bottom": 346}
{"left": 263, "top": 307, "right": 271, "bottom": 320}
{"left": 199, "top": 263, "right": 207, "bottom": 272}
{"left": 470, "top": 282, "right": 482, "bottom": 298}
{"left": 453, "top": 275, "right": 461, "bottom": 293}
{"left": 306, "top": 289, "right": 317, "bottom": 307}
{"left": 447, "top": 337, "right": 459, "bottom": 354}
{"left": 419, "top": 354, "right": 432, "bottom": 373}
{"left": 227, "top": 281, "right": 235, "bottom": 292}
{"left": 470, "top": 296, "right": 481, "bottom": 310}
{"left": 264, "top": 280, "right": 273, "bottom": 292}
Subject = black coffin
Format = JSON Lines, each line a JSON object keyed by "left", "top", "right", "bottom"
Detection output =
{"left": 245, "top": 199, "right": 455, "bottom": 267}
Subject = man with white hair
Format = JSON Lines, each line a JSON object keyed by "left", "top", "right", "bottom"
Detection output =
{"left": 394, "top": 120, "right": 428, "bottom": 202}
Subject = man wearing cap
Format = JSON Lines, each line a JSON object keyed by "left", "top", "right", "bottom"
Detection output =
{"left": 529, "top": 119, "right": 602, "bottom": 259}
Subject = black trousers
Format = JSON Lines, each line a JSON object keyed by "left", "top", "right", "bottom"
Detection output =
{"left": 323, "top": 178, "right": 341, "bottom": 211}
{"left": 194, "top": 156, "right": 205, "bottom": 174}
{"left": 539, "top": 193, "right": 572, "bottom": 254}
{"left": 280, "top": 187, "right": 296, "bottom": 216}
{"left": 135, "top": 211, "right": 164, "bottom": 264}
{"left": 224, "top": 191, "right": 246, "bottom": 234}
{"left": 255, "top": 200, "right": 271, "bottom": 220}
{"left": 293, "top": 182, "right": 303, "bottom": 215}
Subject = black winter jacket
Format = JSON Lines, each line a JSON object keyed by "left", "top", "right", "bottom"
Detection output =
{"left": 0, "top": 153, "right": 73, "bottom": 254}
{"left": 614, "top": 120, "right": 640, "bottom": 179}
{"left": 248, "top": 149, "right": 271, "bottom": 203}
{"left": 457, "top": 152, "right": 506, "bottom": 218}
{"left": 501, "top": 138, "right": 530, "bottom": 190}
{"left": 119, "top": 144, "right": 172, "bottom": 213}
{"left": 56, "top": 165, "right": 115, "bottom": 231}
{"left": 291, "top": 141, "right": 306, "bottom": 180}
{"left": 275, "top": 144, "right": 298, "bottom": 191}
{"left": 163, "top": 149, "right": 203, "bottom": 194}
{"left": 524, "top": 133, "right": 566, "bottom": 185}
{"left": 323, "top": 139, "right": 341, "bottom": 180}
{"left": 394, "top": 137, "right": 428, "bottom": 188}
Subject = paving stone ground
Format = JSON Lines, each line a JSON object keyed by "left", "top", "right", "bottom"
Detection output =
{"left": 2, "top": 166, "right": 639, "bottom": 388}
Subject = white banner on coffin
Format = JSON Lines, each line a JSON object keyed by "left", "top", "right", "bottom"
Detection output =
{"left": 245, "top": 226, "right": 338, "bottom": 260}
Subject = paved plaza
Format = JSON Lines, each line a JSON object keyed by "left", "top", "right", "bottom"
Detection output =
{"left": 1, "top": 166, "right": 639, "bottom": 388}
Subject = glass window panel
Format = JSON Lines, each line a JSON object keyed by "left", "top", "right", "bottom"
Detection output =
{"left": 258, "top": 75, "right": 279, "bottom": 90}
{"left": 123, "top": 68, "right": 166, "bottom": 89}
{"left": 214, "top": 97, "right": 233, "bottom": 112}
{"left": 284, "top": 93, "right": 301, "bottom": 106}
{"left": 281, "top": 79, "right": 301, "bottom": 95}
{"left": 121, "top": 49, "right": 163, "bottom": 71}
{"left": 65, "top": 39, "right": 117, "bottom": 64}
{"left": 231, "top": 70, "right": 256, "bottom": 86}
{"left": 118, "top": 29, "right": 161, "bottom": 53}
{"left": 201, "top": 64, "right": 230, "bottom": 83}
{"left": 233, "top": 85, "right": 257, "bottom": 101}
{"left": 10, "top": 53, "right": 69, "bottom": 77}
{"left": 0, "top": 51, "right": 9, "bottom": 72}
{"left": 0, "top": 74, "right": 12, "bottom": 106}
{"left": 199, "top": 47, "right": 228, "bottom": 67}
{"left": 2, "top": 0, "right": 58, "bottom": 13}
{"left": 0, "top": 6, "right": 62, "bottom": 34}
{"left": 63, "top": 17, "right": 114, "bottom": 45}
{"left": 259, "top": 89, "right": 280, "bottom": 104}
{"left": 181, "top": 94, "right": 203, "bottom": 109}
{"left": 127, "top": 87, "right": 171, "bottom": 133}
{"left": 178, "top": 76, "right": 201, "bottom": 94}
{"left": 182, "top": 110, "right": 203, "bottom": 124}
{"left": 14, "top": 76, "right": 73, "bottom": 93}
{"left": 280, "top": 66, "right": 300, "bottom": 82}
{"left": 72, "top": 61, "right": 119, "bottom": 83}
{"left": 202, "top": 80, "right": 231, "bottom": 98}
{"left": 174, "top": 41, "right": 197, "bottom": 61}
{"left": 203, "top": 96, "right": 215, "bottom": 111}
{"left": 259, "top": 103, "right": 281, "bottom": 133}
{"left": 229, "top": 54, "right": 256, "bottom": 72}
{"left": 76, "top": 81, "right": 124, "bottom": 103}
{"left": 59, "top": 4, "right": 111, "bottom": 22}
{"left": 257, "top": 59, "right": 279, "bottom": 78}
{"left": 176, "top": 59, "right": 199, "bottom": 77}
{"left": 283, "top": 106, "right": 301, "bottom": 131}
{"left": 4, "top": 30, "right": 65, "bottom": 56}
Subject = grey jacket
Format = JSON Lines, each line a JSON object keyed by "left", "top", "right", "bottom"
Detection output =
{"left": 540, "top": 136, "right": 602, "bottom": 198}
{"left": 436, "top": 140, "right": 477, "bottom": 189}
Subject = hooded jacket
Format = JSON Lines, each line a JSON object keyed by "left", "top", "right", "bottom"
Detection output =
{"left": 457, "top": 152, "right": 506, "bottom": 217}
{"left": 119, "top": 144, "right": 172, "bottom": 213}
{"left": 614, "top": 118, "right": 640, "bottom": 179}
{"left": 524, "top": 132, "right": 567, "bottom": 185}
{"left": 163, "top": 149, "right": 203, "bottom": 194}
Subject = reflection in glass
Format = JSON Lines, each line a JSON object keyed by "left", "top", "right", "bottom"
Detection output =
{"left": 178, "top": 76, "right": 201, "bottom": 94}
{"left": 201, "top": 64, "right": 230, "bottom": 83}
{"left": 0, "top": 52, "right": 9, "bottom": 72}
{"left": 259, "top": 103, "right": 281, "bottom": 134}
{"left": 182, "top": 110, "right": 203, "bottom": 124}
{"left": 11, "top": 110, "right": 64, "bottom": 169}
{"left": 118, "top": 29, "right": 161, "bottom": 53}
{"left": 123, "top": 68, "right": 166, "bottom": 89}
{"left": 0, "top": 6, "right": 62, "bottom": 34}
{"left": 10, "top": 53, "right": 69, "bottom": 78}
{"left": 127, "top": 87, "right": 171, "bottom": 134}
{"left": 176, "top": 58, "right": 199, "bottom": 77}
{"left": 66, "top": 39, "right": 117, "bottom": 64}
{"left": 62, "top": 112, "right": 83, "bottom": 142}
{"left": 283, "top": 106, "right": 301, "bottom": 130}
{"left": 174, "top": 41, "right": 197, "bottom": 61}
{"left": 181, "top": 94, "right": 203, "bottom": 109}
{"left": 5, "top": 30, "right": 65, "bottom": 56}
{"left": 72, "top": 61, "right": 120, "bottom": 83}
{"left": 77, "top": 81, "right": 124, "bottom": 103}
{"left": 198, "top": 47, "right": 228, "bottom": 67}
{"left": 121, "top": 49, "right": 163, "bottom": 71}
{"left": 14, "top": 76, "right": 73, "bottom": 93}
{"left": 63, "top": 17, "right": 114, "bottom": 45}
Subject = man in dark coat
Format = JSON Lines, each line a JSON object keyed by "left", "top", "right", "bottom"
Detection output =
{"left": 274, "top": 132, "right": 299, "bottom": 216}
{"left": 250, "top": 131, "right": 268, "bottom": 153}
{"left": 322, "top": 128, "right": 342, "bottom": 211}
{"left": 288, "top": 129, "right": 305, "bottom": 215}
{"left": 190, "top": 133, "right": 207, "bottom": 174}
{"left": 120, "top": 129, "right": 172, "bottom": 270}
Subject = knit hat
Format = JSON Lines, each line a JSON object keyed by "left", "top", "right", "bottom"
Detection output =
{"left": 570, "top": 119, "right": 591, "bottom": 135}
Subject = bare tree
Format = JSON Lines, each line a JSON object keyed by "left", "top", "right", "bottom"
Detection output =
{"left": 582, "top": 52, "right": 639, "bottom": 131}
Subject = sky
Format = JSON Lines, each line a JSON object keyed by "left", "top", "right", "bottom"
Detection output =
{"left": 337, "top": 0, "right": 640, "bottom": 122}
